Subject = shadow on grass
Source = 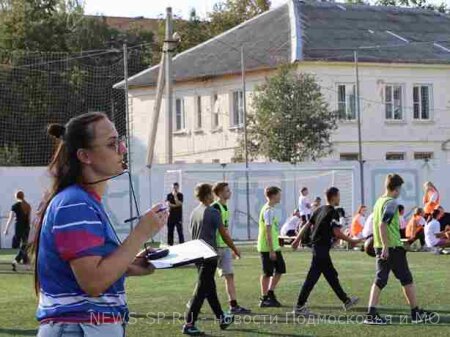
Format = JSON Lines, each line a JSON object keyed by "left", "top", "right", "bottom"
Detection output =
{"left": 228, "top": 328, "right": 313, "bottom": 337}
{"left": 310, "top": 305, "right": 450, "bottom": 315}
{"left": 0, "top": 328, "right": 37, "bottom": 336}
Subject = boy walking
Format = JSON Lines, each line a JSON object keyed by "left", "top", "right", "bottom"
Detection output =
{"left": 257, "top": 186, "right": 286, "bottom": 307}
{"left": 364, "top": 174, "right": 436, "bottom": 325}
{"left": 183, "top": 183, "right": 240, "bottom": 336}
{"left": 212, "top": 182, "right": 251, "bottom": 314}
{"left": 291, "top": 187, "right": 361, "bottom": 316}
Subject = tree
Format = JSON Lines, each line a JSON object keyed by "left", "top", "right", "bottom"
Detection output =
{"left": 208, "top": 0, "right": 271, "bottom": 37}
{"left": 237, "top": 65, "right": 337, "bottom": 163}
{"left": 0, "top": 0, "right": 155, "bottom": 165}
{"left": 153, "top": 0, "right": 272, "bottom": 58}
{"left": 376, "top": 0, "right": 448, "bottom": 13}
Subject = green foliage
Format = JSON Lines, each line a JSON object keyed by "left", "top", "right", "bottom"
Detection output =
{"left": 0, "top": 143, "right": 21, "bottom": 166}
{"left": 238, "top": 65, "right": 337, "bottom": 163}
{"left": 376, "top": 0, "right": 448, "bottom": 13}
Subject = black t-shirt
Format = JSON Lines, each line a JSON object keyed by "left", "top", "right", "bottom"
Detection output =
{"left": 309, "top": 205, "right": 341, "bottom": 247}
{"left": 11, "top": 202, "right": 30, "bottom": 232}
{"left": 166, "top": 192, "right": 183, "bottom": 221}
{"left": 439, "top": 212, "right": 450, "bottom": 231}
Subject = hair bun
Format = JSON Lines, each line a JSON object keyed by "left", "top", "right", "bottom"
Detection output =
{"left": 47, "top": 123, "right": 66, "bottom": 139}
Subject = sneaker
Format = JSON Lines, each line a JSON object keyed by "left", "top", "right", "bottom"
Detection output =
{"left": 11, "top": 261, "right": 17, "bottom": 272}
{"left": 268, "top": 293, "right": 282, "bottom": 307}
{"left": 343, "top": 296, "right": 359, "bottom": 311}
{"left": 291, "top": 304, "right": 315, "bottom": 317}
{"left": 411, "top": 309, "right": 437, "bottom": 324}
{"left": 230, "top": 305, "right": 251, "bottom": 314}
{"left": 182, "top": 324, "right": 204, "bottom": 336}
{"left": 259, "top": 297, "right": 272, "bottom": 308}
{"left": 363, "top": 313, "right": 388, "bottom": 325}
{"left": 219, "top": 313, "right": 234, "bottom": 330}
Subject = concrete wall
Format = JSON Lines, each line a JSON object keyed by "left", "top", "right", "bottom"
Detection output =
{"left": 2, "top": 159, "right": 449, "bottom": 246}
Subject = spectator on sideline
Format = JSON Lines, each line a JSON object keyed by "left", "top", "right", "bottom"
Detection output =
{"left": 351, "top": 205, "right": 367, "bottom": 239}
{"left": 3, "top": 190, "right": 32, "bottom": 271}
{"left": 166, "top": 182, "right": 184, "bottom": 246}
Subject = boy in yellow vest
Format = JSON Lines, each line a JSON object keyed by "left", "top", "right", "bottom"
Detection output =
{"left": 364, "top": 174, "right": 437, "bottom": 325}
{"left": 212, "top": 182, "right": 251, "bottom": 314}
{"left": 257, "top": 186, "right": 286, "bottom": 307}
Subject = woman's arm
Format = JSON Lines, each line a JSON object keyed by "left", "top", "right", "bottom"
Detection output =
{"left": 70, "top": 205, "right": 167, "bottom": 297}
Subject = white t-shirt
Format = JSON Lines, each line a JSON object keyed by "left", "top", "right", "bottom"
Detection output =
{"left": 425, "top": 219, "right": 441, "bottom": 247}
{"left": 263, "top": 207, "right": 275, "bottom": 227}
{"left": 280, "top": 216, "right": 301, "bottom": 236}
{"left": 362, "top": 213, "right": 374, "bottom": 238}
{"left": 298, "top": 195, "right": 311, "bottom": 216}
{"left": 399, "top": 215, "right": 407, "bottom": 230}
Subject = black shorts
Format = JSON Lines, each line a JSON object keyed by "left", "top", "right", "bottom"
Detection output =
{"left": 260, "top": 251, "right": 286, "bottom": 277}
{"left": 375, "top": 247, "right": 413, "bottom": 288}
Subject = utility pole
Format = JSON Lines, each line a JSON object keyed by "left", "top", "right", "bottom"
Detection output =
{"left": 241, "top": 46, "right": 251, "bottom": 240}
{"left": 354, "top": 50, "right": 365, "bottom": 205}
{"left": 165, "top": 7, "right": 174, "bottom": 164}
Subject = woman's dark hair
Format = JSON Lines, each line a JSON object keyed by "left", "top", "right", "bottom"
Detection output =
{"left": 30, "top": 112, "right": 108, "bottom": 295}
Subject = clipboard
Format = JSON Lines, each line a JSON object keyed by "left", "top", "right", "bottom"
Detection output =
{"left": 146, "top": 239, "right": 218, "bottom": 269}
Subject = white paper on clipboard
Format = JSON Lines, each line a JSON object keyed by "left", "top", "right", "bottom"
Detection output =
{"left": 149, "top": 239, "right": 217, "bottom": 269}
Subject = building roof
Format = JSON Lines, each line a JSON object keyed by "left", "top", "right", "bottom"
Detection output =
{"left": 114, "top": 0, "right": 450, "bottom": 89}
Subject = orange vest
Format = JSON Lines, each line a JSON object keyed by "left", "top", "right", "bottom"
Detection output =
{"left": 351, "top": 214, "right": 364, "bottom": 237}
{"left": 405, "top": 215, "right": 424, "bottom": 238}
{"left": 423, "top": 189, "right": 440, "bottom": 214}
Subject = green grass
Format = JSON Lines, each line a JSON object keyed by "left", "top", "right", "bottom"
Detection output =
{"left": 0, "top": 246, "right": 449, "bottom": 337}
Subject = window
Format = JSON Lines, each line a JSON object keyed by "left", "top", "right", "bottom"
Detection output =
{"left": 337, "top": 84, "right": 356, "bottom": 120}
{"left": 386, "top": 153, "right": 405, "bottom": 161}
{"left": 413, "top": 85, "right": 431, "bottom": 120}
{"left": 195, "top": 96, "right": 202, "bottom": 129}
{"left": 231, "top": 90, "right": 244, "bottom": 127}
{"left": 414, "top": 152, "right": 433, "bottom": 160}
{"left": 211, "top": 94, "right": 219, "bottom": 129}
{"left": 385, "top": 85, "right": 403, "bottom": 120}
{"left": 340, "top": 153, "right": 359, "bottom": 161}
{"left": 175, "top": 98, "right": 185, "bottom": 131}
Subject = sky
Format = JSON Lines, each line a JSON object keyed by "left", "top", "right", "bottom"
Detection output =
{"left": 84, "top": 0, "right": 299, "bottom": 19}
{"left": 83, "top": 0, "right": 450, "bottom": 19}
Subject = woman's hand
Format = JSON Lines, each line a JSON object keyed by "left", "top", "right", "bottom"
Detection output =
{"left": 136, "top": 203, "right": 169, "bottom": 239}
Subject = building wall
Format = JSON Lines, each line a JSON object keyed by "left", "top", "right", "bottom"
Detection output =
{"left": 128, "top": 62, "right": 450, "bottom": 168}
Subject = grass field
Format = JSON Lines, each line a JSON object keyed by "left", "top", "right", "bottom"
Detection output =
{"left": 0, "top": 246, "right": 449, "bottom": 337}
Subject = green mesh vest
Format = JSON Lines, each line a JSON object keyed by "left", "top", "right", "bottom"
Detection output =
{"left": 212, "top": 201, "right": 230, "bottom": 248}
{"left": 373, "top": 196, "right": 402, "bottom": 248}
{"left": 257, "top": 204, "right": 280, "bottom": 252}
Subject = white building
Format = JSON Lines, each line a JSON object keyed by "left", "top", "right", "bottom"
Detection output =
{"left": 114, "top": 0, "right": 450, "bottom": 168}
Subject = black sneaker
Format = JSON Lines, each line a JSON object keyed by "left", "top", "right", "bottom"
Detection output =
{"left": 268, "top": 297, "right": 282, "bottom": 307}
{"left": 268, "top": 293, "right": 282, "bottom": 307}
{"left": 11, "top": 261, "right": 17, "bottom": 272}
{"left": 182, "top": 324, "right": 204, "bottom": 336}
{"left": 230, "top": 305, "right": 251, "bottom": 314}
{"left": 219, "top": 313, "right": 234, "bottom": 330}
{"left": 411, "top": 309, "right": 438, "bottom": 324}
{"left": 363, "top": 313, "right": 388, "bottom": 325}
{"left": 259, "top": 297, "right": 272, "bottom": 308}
